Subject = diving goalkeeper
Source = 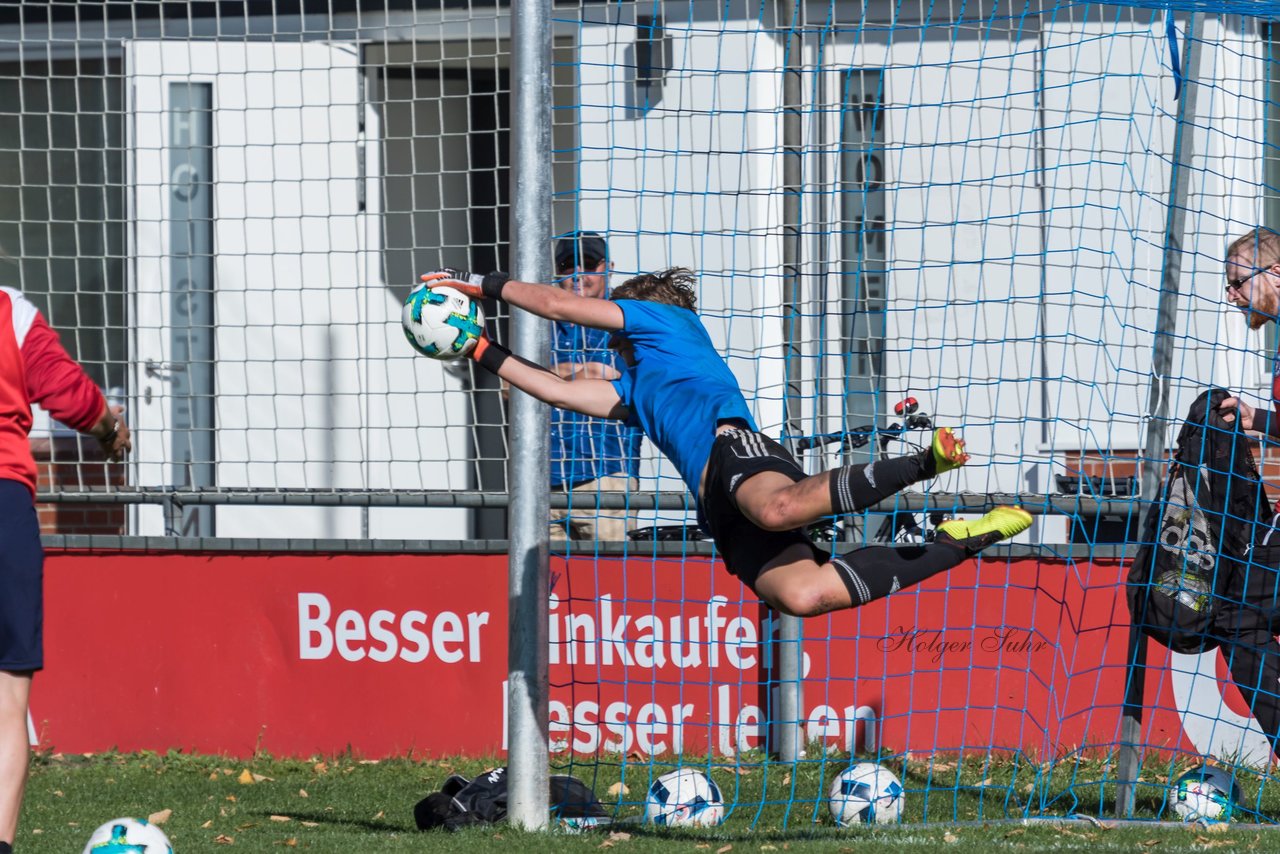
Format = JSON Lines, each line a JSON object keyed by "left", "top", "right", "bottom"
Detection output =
{"left": 422, "top": 266, "right": 1031, "bottom": 617}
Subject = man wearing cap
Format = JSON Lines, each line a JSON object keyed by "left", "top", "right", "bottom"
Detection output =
{"left": 548, "top": 232, "right": 642, "bottom": 541}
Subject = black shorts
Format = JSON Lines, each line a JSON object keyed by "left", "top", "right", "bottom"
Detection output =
{"left": 699, "top": 427, "right": 823, "bottom": 586}
{"left": 0, "top": 479, "right": 43, "bottom": 671}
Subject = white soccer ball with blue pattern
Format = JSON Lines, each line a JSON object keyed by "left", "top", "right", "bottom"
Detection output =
{"left": 643, "top": 768, "right": 724, "bottom": 827}
{"left": 828, "top": 762, "right": 905, "bottom": 826}
{"left": 1169, "top": 765, "right": 1241, "bottom": 822}
{"left": 82, "top": 817, "right": 173, "bottom": 852}
{"left": 402, "top": 284, "right": 485, "bottom": 359}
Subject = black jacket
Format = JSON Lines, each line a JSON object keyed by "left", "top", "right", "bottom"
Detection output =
{"left": 1127, "top": 389, "right": 1269, "bottom": 652}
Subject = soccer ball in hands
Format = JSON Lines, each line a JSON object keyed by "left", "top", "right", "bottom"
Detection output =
{"left": 82, "top": 817, "right": 173, "bottom": 852}
{"left": 1169, "top": 765, "right": 1241, "bottom": 822}
{"left": 402, "top": 284, "right": 484, "bottom": 359}
{"left": 828, "top": 763, "right": 905, "bottom": 826}
{"left": 643, "top": 768, "right": 724, "bottom": 827}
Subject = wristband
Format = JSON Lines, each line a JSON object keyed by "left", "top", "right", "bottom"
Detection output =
{"left": 473, "top": 337, "right": 511, "bottom": 374}
{"left": 479, "top": 272, "right": 509, "bottom": 300}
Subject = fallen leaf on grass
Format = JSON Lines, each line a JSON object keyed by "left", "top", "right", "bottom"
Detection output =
{"left": 30, "top": 829, "right": 41, "bottom": 835}
{"left": 214, "top": 834, "right": 235, "bottom": 845}
{"left": 781, "top": 773, "right": 791, "bottom": 785}
{"left": 933, "top": 762, "right": 956, "bottom": 772}
{"left": 943, "top": 832, "right": 958, "bottom": 843}
{"left": 297, "top": 789, "right": 308, "bottom": 798}
{"left": 372, "top": 810, "right": 385, "bottom": 820}
{"left": 1201, "top": 823, "right": 1229, "bottom": 834}
{"left": 278, "top": 840, "right": 297, "bottom": 848}
{"left": 761, "top": 847, "right": 778, "bottom": 852}
{"left": 1140, "top": 840, "right": 1161, "bottom": 848}
{"left": 225, "top": 795, "right": 237, "bottom": 803}
{"left": 978, "top": 777, "right": 993, "bottom": 787}
{"left": 209, "top": 772, "right": 220, "bottom": 781}
{"left": 313, "top": 762, "right": 328, "bottom": 774}
{"left": 359, "top": 759, "right": 380, "bottom": 765}
{"left": 52, "top": 791, "right": 63, "bottom": 798}
{"left": 269, "top": 815, "right": 291, "bottom": 823}
{"left": 236, "top": 822, "right": 258, "bottom": 831}
{"left": 237, "top": 769, "right": 256, "bottom": 785}
{"left": 716, "top": 845, "right": 733, "bottom": 853}
{"left": 608, "top": 832, "right": 631, "bottom": 841}
{"left": 201, "top": 820, "right": 213, "bottom": 829}
{"left": 608, "top": 781, "right": 629, "bottom": 797}
{"left": 1004, "top": 828, "right": 1026, "bottom": 838}
{"left": 300, "top": 821, "right": 319, "bottom": 828}
{"left": 1194, "top": 835, "right": 1231, "bottom": 848}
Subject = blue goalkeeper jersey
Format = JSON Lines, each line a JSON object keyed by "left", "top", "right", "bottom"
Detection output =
{"left": 609, "top": 299, "right": 756, "bottom": 499}
{"left": 549, "top": 320, "right": 642, "bottom": 487}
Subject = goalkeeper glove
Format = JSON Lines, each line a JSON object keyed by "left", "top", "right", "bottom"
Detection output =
{"left": 420, "top": 267, "right": 510, "bottom": 300}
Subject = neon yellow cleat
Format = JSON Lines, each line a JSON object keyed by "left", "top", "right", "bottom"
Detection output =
{"left": 931, "top": 426, "right": 969, "bottom": 475}
{"left": 935, "top": 506, "right": 1033, "bottom": 554}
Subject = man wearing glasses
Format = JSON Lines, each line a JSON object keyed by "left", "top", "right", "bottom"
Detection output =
{"left": 547, "top": 232, "right": 642, "bottom": 541}
{"left": 1221, "top": 227, "right": 1280, "bottom": 427}
{"left": 1213, "top": 227, "right": 1280, "bottom": 754}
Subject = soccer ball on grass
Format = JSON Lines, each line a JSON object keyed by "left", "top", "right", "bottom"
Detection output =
{"left": 828, "top": 762, "right": 905, "bottom": 826}
{"left": 402, "top": 284, "right": 484, "bottom": 359}
{"left": 643, "top": 768, "right": 724, "bottom": 827}
{"left": 82, "top": 817, "right": 173, "bottom": 852}
{"left": 1169, "top": 765, "right": 1240, "bottom": 822}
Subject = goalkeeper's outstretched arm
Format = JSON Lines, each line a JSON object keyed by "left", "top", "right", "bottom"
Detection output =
{"left": 421, "top": 268, "right": 624, "bottom": 331}
{"left": 471, "top": 337, "right": 628, "bottom": 421}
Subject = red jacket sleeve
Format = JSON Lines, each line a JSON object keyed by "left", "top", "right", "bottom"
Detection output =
{"left": 21, "top": 312, "right": 106, "bottom": 433}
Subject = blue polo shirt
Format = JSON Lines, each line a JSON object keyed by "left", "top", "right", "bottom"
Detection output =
{"left": 608, "top": 300, "right": 756, "bottom": 499}
{"left": 549, "top": 321, "right": 642, "bottom": 487}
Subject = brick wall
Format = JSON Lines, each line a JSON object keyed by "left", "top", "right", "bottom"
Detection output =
{"left": 1065, "top": 448, "right": 1280, "bottom": 494}
{"left": 31, "top": 436, "right": 126, "bottom": 535}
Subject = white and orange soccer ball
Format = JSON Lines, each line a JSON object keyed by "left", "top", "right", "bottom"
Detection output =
{"left": 402, "top": 284, "right": 485, "bottom": 359}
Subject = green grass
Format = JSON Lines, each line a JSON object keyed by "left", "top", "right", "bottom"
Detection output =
{"left": 17, "top": 749, "right": 1280, "bottom": 852}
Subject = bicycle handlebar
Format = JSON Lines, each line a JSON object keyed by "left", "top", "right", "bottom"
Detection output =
{"left": 794, "top": 411, "right": 933, "bottom": 452}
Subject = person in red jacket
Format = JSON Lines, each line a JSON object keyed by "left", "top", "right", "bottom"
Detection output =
{"left": 0, "top": 286, "right": 131, "bottom": 853}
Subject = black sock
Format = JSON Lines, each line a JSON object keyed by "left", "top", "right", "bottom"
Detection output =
{"left": 828, "top": 450, "right": 930, "bottom": 516}
{"left": 0, "top": 840, "right": 13, "bottom": 853}
{"left": 830, "top": 543, "right": 965, "bottom": 607}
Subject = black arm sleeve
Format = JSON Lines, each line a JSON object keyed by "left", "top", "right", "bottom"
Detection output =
{"left": 1257, "top": 409, "right": 1280, "bottom": 440}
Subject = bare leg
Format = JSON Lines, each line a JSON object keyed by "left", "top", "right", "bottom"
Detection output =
{"left": 752, "top": 544, "right": 854, "bottom": 617}
{"left": 0, "top": 671, "right": 31, "bottom": 845}
{"left": 751, "top": 541, "right": 971, "bottom": 618}
{"left": 731, "top": 429, "right": 966, "bottom": 533}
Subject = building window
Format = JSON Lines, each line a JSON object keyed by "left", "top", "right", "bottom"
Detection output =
{"left": 0, "top": 57, "right": 126, "bottom": 392}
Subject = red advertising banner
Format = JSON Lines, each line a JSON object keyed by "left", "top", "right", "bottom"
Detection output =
{"left": 31, "top": 551, "right": 1222, "bottom": 760}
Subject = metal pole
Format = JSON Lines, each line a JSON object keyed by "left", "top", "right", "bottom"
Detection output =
{"left": 506, "top": 0, "right": 553, "bottom": 830}
{"left": 775, "top": 0, "right": 805, "bottom": 764}
{"left": 1119, "top": 10, "right": 1203, "bottom": 820}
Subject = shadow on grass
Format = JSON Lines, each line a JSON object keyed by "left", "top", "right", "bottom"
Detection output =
{"left": 248, "top": 807, "right": 416, "bottom": 833}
